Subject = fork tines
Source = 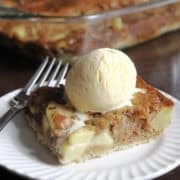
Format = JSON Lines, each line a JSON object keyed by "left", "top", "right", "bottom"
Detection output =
{"left": 25, "top": 56, "right": 69, "bottom": 94}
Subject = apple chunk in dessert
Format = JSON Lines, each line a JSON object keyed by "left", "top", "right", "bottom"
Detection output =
{"left": 26, "top": 48, "right": 173, "bottom": 164}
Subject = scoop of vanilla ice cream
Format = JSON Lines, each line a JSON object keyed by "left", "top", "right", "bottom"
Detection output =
{"left": 65, "top": 48, "right": 137, "bottom": 112}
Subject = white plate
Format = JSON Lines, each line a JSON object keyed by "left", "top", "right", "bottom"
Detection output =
{"left": 0, "top": 89, "right": 180, "bottom": 180}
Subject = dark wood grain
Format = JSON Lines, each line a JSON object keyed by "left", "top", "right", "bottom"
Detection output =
{"left": 0, "top": 30, "right": 180, "bottom": 180}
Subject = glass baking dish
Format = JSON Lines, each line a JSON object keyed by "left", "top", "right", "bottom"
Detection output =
{"left": 0, "top": 0, "right": 179, "bottom": 62}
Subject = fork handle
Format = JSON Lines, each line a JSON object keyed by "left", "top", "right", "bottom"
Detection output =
{"left": 0, "top": 107, "right": 23, "bottom": 131}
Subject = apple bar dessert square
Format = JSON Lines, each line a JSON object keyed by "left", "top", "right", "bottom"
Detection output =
{"left": 26, "top": 49, "right": 173, "bottom": 164}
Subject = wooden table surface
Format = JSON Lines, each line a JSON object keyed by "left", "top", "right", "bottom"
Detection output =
{"left": 0, "top": 30, "right": 179, "bottom": 180}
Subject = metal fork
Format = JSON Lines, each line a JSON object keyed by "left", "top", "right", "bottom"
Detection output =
{"left": 0, "top": 57, "right": 69, "bottom": 131}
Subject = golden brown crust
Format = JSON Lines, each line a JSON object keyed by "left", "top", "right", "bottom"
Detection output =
{"left": 2, "top": 0, "right": 150, "bottom": 16}
{"left": 136, "top": 76, "right": 173, "bottom": 107}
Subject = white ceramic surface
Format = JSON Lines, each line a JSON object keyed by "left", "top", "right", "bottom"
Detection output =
{"left": 0, "top": 89, "right": 180, "bottom": 180}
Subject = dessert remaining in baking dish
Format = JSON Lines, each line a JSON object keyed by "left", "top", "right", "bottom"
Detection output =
{"left": 0, "top": 0, "right": 179, "bottom": 60}
{"left": 26, "top": 49, "right": 173, "bottom": 164}
{"left": 0, "top": 0, "right": 157, "bottom": 16}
